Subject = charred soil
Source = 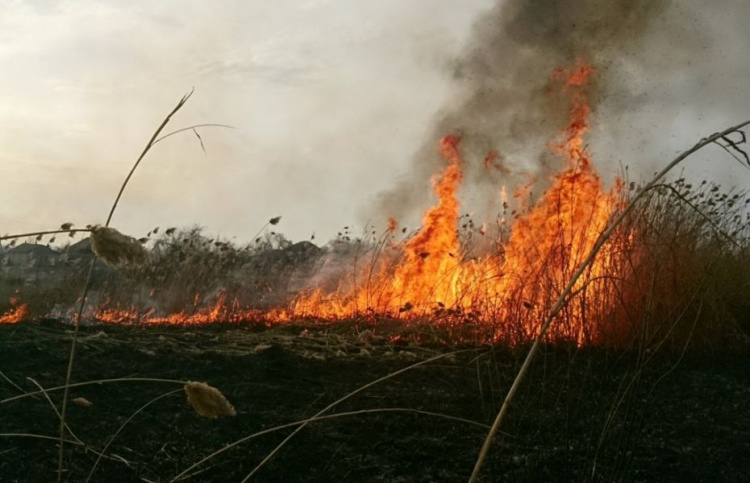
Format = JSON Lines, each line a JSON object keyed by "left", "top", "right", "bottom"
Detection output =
{"left": 1, "top": 320, "right": 749, "bottom": 482}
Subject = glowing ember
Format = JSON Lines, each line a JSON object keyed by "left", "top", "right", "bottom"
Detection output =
{"left": 0, "top": 303, "right": 28, "bottom": 324}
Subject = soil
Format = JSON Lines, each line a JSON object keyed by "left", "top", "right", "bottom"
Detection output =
{"left": 1, "top": 320, "right": 749, "bottom": 482}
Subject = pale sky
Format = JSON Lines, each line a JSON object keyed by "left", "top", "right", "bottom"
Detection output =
{"left": 1, "top": 0, "right": 749, "bottom": 245}
{"left": 0, "top": 0, "right": 493, "bottom": 243}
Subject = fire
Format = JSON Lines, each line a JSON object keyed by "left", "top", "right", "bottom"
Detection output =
{"left": 272, "top": 60, "right": 631, "bottom": 344}
{"left": 2, "top": 60, "right": 637, "bottom": 345}
{"left": 0, "top": 303, "right": 28, "bottom": 324}
{"left": 90, "top": 293, "right": 261, "bottom": 325}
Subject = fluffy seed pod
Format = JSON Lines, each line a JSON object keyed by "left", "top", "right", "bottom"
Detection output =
{"left": 90, "top": 225, "right": 148, "bottom": 268}
{"left": 184, "top": 381, "right": 236, "bottom": 419}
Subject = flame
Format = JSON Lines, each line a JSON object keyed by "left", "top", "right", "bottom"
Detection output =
{"left": 0, "top": 303, "right": 28, "bottom": 324}
{"left": 90, "top": 293, "right": 265, "bottom": 326}
{"left": 6, "top": 61, "right": 637, "bottom": 345}
{"left": 271, "top": 60, "right": 632, "bottom": 344}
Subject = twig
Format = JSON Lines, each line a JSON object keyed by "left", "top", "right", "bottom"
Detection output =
{"left": 468, "top": 118, "right": 750, "bottom": 482}
{"left": 168, "top": 350, "right": 475, "bottom": 481}
{"left": 714, "top": 131, "right": 749, "bottom": 167}
{"left": 106, "top": 90, "right": 195, "bottom": 226}
{"left": 27, "top": 378, "right": 83, "bottom": 446}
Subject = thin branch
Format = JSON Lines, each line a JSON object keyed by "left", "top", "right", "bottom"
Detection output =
{"left": 0, "top": 433, "right": 83, "bottom": 446}
{"left": 27, "top": 378, "right": 83, "bottom": 446}
{"left": 56, "top": 88, "right": 193, "bottom": 480}
{"left": 0, "top": 370, "right": 26, "bottom": 394}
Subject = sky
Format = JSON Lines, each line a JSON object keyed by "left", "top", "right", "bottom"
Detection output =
{"left": 0, "top": 0, "right": 492, "bottom": 243}
{"left": 1, "top": 0, "right": 749, "bottom": 245}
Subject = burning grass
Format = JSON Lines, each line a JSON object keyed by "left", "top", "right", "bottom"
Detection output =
{"left": 2, "top": 63, "right": 749, "bottom": 353}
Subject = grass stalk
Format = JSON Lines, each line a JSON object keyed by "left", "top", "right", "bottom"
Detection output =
{"left": 1, "top": 377, "right": 187, "bottom": 405}
{"left": 86, "top": 388, "right": 183, "bottom": 482}
{"left": 56, "top": 91, "right": 198, "bottom": 482}
{"left": 239, "top": 349, "right": 476, "bottom": 482}
{"left": 171, "top": 405, "right": 494, "bottom": 481}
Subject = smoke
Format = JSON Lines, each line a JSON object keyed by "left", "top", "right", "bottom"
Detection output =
{"left": 370, "top": 0, "right": 750, "bottom": 225}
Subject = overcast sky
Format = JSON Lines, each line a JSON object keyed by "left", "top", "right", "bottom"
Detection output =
{"left": 0, "top": 0, "right": 493, "bottom": 243}
{"left": 1, "top": 0, "right": 749, "bottom": 245}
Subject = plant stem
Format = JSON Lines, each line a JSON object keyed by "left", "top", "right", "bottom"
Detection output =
{"left": 56, "top": 91, "right": 195, "bottom": 483}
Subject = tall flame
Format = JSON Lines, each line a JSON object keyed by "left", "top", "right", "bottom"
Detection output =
{"left": 275, "top": 60, "right": 630, "bottom": 344}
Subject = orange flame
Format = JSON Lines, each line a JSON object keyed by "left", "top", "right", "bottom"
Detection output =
{"left": 9, "top": 60, "right": 636, "bottom": 346}
{"left": 0, "top": 303, "right": 28, "bottom": 324}
{"left": 273, "top": 60, "right": 632, "bottom": 344}
{"left": 90, "top": 293, "right": 264, "bottom": 326}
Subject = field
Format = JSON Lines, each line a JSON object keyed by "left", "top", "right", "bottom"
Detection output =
{"left": 2, "top": 320, "right": 749, "bottom": 482}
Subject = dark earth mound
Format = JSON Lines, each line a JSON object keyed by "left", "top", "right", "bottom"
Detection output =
{"left": 1, "top": 320, "right": 749, "bottom": 482}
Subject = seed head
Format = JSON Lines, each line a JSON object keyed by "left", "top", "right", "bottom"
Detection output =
{"left": 90, "top": 225, "right": 148, "bottom": 268}
{"left": 184, "top": 381, "right": 236, "bottom": 419}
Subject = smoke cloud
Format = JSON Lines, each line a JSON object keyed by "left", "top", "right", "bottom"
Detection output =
{"left": 371, "top": 0, "right": 750, "bottom": 226}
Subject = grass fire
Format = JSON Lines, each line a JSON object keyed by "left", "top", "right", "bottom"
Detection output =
{"left": 2, "top": 1, "right": 750, "bottom": 481}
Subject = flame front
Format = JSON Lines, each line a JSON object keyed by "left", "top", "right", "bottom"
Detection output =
{"left": 1, "top": 61, "right": 638, "bottom": 346}
{"left": 276, "top": 61, "right": 632, "bottom": 344}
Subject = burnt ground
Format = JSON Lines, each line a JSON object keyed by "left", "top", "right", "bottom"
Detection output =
{"left": 1, "top": 320, "right": 749, "bottom": 482}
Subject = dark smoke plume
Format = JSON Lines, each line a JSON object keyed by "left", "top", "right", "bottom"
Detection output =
{"left": 369, "top": 0, "right": 698, "bottom": 224}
